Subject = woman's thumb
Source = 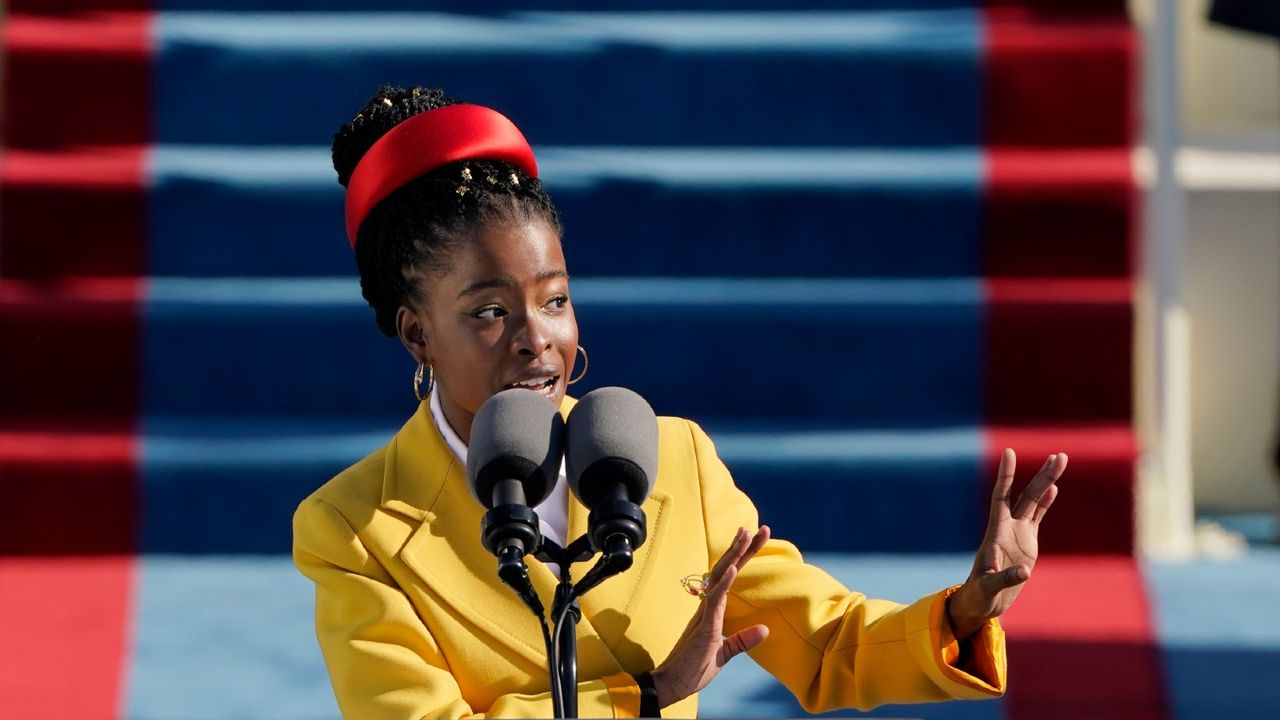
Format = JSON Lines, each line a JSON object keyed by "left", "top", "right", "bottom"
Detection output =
{"left": 717, "top": 625, "right": 769, "bottom": 666}
{"left": 986, "top": 564, "right": 1030, "bottom": 592}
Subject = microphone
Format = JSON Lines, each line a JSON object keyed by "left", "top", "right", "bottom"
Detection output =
{"left": 466, "top": 388, "right": 565, "bottom": 614}
{"left": 565, "top": 387, "right": 658, "bottom": 571}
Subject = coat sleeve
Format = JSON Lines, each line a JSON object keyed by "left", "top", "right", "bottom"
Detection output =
{"left": 292, "top": 495, "right": 642, "bottom": 719}
{"left": 685, "top": 419, "right": 1007, "bottom": 714}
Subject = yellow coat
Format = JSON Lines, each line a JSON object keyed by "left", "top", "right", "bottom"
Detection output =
{"left": 293, "top": 396, "right": 1007, "bottom": 718}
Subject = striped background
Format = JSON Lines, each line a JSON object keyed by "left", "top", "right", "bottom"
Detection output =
{"left": 3, "top": 2, "right": 1276, "bottom": 718}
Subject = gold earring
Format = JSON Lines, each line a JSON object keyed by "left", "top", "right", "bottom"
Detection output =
{"left": 568, "top": 345, "right": 589, "bottom": 385}
{"left": 413, "top": 362, "right": 435, "bottom": 402}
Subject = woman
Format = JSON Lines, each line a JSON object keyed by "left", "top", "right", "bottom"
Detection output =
{"left": 293, "top": 84, "right": 1068, "bottom": 718}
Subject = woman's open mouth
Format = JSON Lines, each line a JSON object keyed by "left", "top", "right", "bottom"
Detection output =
{"left": 504, "top": 375, "right": 560, "bottom": 400}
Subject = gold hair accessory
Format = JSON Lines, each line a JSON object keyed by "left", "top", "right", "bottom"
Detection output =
{"left": 568, "top": 345, "right": 589, "bottom": 385}
{"left": 411, "top": 87, "right": 422, "bottom": 96}
{"left": 461, "top": 166, "right": 473, "bottom": 181}
{"left": 455, "top": 185, "right": 469, "bottom": 196}
{"left": 485, "top": 173, "right": 497, "bottom": 184}
{"left": 381, "top": 97, "right": 393, "bottom": 107}
{"left": 681, "top": 573, "right": 710, "bottom": 599}
{"left": 510, "top": 172, "right": 520, "bottom": 186}
{"left": 413, "top": 362, "right": 435, "bottom": 402}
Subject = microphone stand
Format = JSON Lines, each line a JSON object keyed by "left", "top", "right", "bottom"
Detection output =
{"left": 530, "top": 531, "right": 638, "bottom": 719}
{"left": 485, "top": 497, "right": 646, "bottom": 718}
{"left": 534, "top": 535, "right": 591, "bottom": 719}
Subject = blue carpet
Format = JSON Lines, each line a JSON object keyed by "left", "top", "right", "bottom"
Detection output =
{"left": 141, "top": 277, "right": 983, "bottom": 424}
{"left": 153, "top": 10, "right": 980, "bottom": 146}
{"left": 147, "top": 145, "right": 982, "bottom": 278}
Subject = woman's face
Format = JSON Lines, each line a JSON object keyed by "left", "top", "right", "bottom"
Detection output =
{"left": 400, "top": 215, "right": 578, "bottom": 443}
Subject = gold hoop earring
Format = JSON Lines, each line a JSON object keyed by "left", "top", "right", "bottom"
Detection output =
{"left": 568, "top": 345, "right": 589, "bottom": 385}
{"left": 413, "top": 362, "right": 435, "bottom": 402}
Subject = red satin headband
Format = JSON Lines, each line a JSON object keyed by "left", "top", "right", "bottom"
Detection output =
{"left": 344, "top": 103, "right": 539, "bottom": 248}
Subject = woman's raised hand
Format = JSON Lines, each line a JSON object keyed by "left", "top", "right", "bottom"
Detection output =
{"left": 650, "top": 526, "right": 772, "bottom": 708}
{"left": 947, "top": 449, "right": 1067, "bottom": 639}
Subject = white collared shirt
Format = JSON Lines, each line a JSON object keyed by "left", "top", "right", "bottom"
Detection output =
{"left": 429, "top": 386, "right": 570, "bottom": 578}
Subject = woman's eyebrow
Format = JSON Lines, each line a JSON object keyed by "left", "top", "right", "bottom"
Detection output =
{"left": 457, "top": 276, "right": 514, "bottom": 299}
{"left": 456, "top": 270, "right": 568, "bottom": 299}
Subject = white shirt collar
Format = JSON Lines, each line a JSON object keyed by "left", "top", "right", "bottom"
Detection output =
{"left": 427, "top": 386, "right": 571, "bottom": 554}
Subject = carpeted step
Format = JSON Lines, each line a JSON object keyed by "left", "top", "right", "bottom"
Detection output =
{"left": 1, "top": 145, "right": 1133, "bottom": 281}
{"left": 3, "top": 9, "right": 1131, "bottom": 149}
{"left": 703, "top": 553, "right": 1178, "bottom": 719}
{"left": 0, "top": 426, "right": 139, "bottom": 555}
{"left": 0, "top": 146, "right": 149, "bottom": 279}
{"left": 0, "top": 421, "right": 1133, "bottom": 555}
{"left": 7, "top": 1, "right": 1133, "bottom": 14}
{"left": 0, "top": 555, "right": 135, "bottom": 719}
{"left": 0, "top": 277, "right": 1130, "bottom": 425}
{"left": 0, "top": 279, "right": 142, "bottom": 425}
{"left": 78, "top": 276, "right": 1121, "bottom": 424}
{"left": 16, "top": 545, "right": 1275, "bottom": 720}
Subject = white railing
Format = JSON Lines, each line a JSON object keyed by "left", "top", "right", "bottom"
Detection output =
{"left": 1137, "top": 0, "right": 1199, "bottom": 558}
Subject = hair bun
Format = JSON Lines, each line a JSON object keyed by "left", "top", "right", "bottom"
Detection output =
{"left": 331, "top": 84, "right": 457, "bottom": 188}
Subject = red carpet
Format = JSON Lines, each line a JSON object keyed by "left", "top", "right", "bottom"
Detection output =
{"left": 0, "top": 555, "right": 136, "bottom": 718}
{"left": 1000, "top": 556, "right": 1170, "bottom": 719}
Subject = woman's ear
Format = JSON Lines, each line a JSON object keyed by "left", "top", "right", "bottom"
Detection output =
{"left": 396, "top": 305, "right": 431, "bottom": 364}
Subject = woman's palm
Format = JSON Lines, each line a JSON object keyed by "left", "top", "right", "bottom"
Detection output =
{"left": 952, "top": 450, "right": 1065, "bottom": 634}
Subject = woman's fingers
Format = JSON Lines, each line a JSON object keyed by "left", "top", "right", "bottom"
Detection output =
{"left": 705, "top": 528, "right": 747, "bottom": 587}
{"left": 1032, "top": 483, "right": 1059, "bottom": 524}
{"left": 699, "top": 564, "right": 737, "bottom": 639}
{"left": 736, "top": 526, "right": 770, "bottom": 571}
{"left": 1012, "top": 452, "right": 1068, "bottom": 520}
{"left": 706, "top": 563, "right": 738, "bottom": 603}
{"left": 989, "top": 448, "right": 1017, "bottom": 519}
{"left": 708, "top": 525, "right": 770, "bottom": 587}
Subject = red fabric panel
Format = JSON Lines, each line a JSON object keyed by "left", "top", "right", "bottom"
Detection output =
{"left": 999, "top": 556, "right": 1169, "bottom": 719}
{"left": 986, "top": 0, "right": 1130, "bottom": 14}
{"left": 1, "top": 147, "right": 148, "bottom": 280}
{"left": 0, "top": 279, "right": 141, "bottom": 423}
{"left": 985, "top": 148, "right": 1135, "bottom": 278}
{"left": 2, "top": 12, "right": 153, "bottom": 148}
{"left": 984, "top": 7, "right": 1135, "bottom": 148}
{"left": 7, "top": 1, "right": 150, "bottom": 11}
{"left": 0, "top": 556, "right": 135, "bottom": 717}
{"left": 985, "top": 278, "right": 1133, "bottom": 425}
{"left": 986, "top": 426, "right": 1135, "bottom": 554}
{"left": 0, "top": 430, "right": 138, "bottom": 555}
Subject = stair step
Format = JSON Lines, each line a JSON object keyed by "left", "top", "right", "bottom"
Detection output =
{"left": 18, "top": 546, "right": 1270, "bottom": 720}
{"left": 0, "top": 276, "right": 1132, "bottom": 425}
{"left": 1, "top": 145, "right": 1133, "bottom": 280}
{"left": 706, "top": 553, "right": 1173, "bottom": 718}
{"left": 0, "top": 422, "right": 1132, "bottom": 555}
{"left": 3, "top": 9, "right": 1130, "bottom": 148}
{"left": 7, "top": 1, "right": 1133, "bottom": 14}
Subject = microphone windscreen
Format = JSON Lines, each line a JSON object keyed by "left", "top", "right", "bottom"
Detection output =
{"left": 466, "top": 389, "right": 564, "bottom": 509}
{"left": 565, "top": 387, "right": 658, "bottom": 507}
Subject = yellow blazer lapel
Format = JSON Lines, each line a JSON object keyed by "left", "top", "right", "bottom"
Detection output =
{"left": 383, "top": 400, "right": 558, "bottom": 668}
{"left": 380, "top": 394, "right": 664, "bottom": 674}
{"left": 549, "top": 397, "right": 675, "bottom": 665}
{"left": 571, "top": 472, "right": 674, "bottom": 662}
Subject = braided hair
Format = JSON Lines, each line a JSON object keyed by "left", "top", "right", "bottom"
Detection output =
{"left": 332, "top": 84, "right": 564, "bottom": 337}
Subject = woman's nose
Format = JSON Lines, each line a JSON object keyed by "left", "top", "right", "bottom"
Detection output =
{"left": 511, "top": 310, "right": 553, "bottom": 356}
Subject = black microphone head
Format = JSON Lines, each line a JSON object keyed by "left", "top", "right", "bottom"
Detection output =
{"left": 466, "top": 389, "right": 564, "bottom": 509}
{"left": 565, "top": 387, "right": 659, "bottom": 507}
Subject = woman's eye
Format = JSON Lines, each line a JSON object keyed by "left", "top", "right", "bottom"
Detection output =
{"left": 548, "top": 295, "right": 569, "bottom": 310}
{"left": 474, "top": 306, "right": 506, "bottom": 320}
